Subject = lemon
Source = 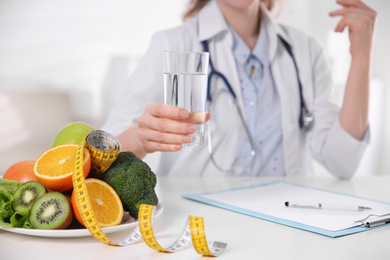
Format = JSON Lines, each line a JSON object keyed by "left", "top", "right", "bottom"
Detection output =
{"left": 51, "top": 122, "right": 94, "bottom": 147}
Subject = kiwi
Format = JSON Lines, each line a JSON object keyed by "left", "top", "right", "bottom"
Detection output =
{"left": 12, "top": 181, "right": 46, "bottom": 212}
{"left": 29, "top": 192, "right": 73, "bottom": 230}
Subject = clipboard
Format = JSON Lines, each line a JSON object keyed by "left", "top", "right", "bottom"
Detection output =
{"left": 182, "top": 181, "right": 390, "bottom": 238}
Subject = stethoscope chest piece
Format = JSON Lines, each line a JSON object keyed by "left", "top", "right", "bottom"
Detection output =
{"left": 300, "top": 107, "right": 314, "bottom": 130}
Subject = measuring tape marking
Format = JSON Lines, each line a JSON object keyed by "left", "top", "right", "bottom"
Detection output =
{"left": 73, "top": 140, "right": 117, "bottom": 246}
{"left": 138, "top": 205, "right": 167, "bottom": 252}
{"left": 72, "top": 130, "right": 227, "bottom": 256}
{"left": 189, "top": 216, "right": 214, "bottom": 256}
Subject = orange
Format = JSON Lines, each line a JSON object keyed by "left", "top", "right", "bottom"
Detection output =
{"left": 71, "top": 178, "right": 123, "bottom": 228}
{"left": 33, "top": 144, "right": 91, "bottom": 192}
{"left": 3, "top": 160, "right": 39, "bottom": 182}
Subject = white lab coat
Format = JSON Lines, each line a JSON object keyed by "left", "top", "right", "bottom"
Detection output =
{"left": 102, "top": 1, "right": 368, "bottom": 178}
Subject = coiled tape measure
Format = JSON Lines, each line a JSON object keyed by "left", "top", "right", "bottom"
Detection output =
{"left": 72, "top": 130, "right": 227, "bottom": 256}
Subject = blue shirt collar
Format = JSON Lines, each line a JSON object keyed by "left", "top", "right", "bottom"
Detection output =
{"left": 230, "top": 21, "right": 269, "bottom": 66}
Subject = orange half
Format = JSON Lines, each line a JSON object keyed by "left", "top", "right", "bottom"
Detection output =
{"left": 34, "top": 144, "right": 91, "bottom": 192}
{"left": 71, "top": 178, "right": 124, "bottom": 228}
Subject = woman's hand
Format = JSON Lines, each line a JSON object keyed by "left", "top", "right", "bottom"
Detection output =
{"left": 117, "top": 104, "right": 210, "bottom": 159}
{"left": 330, "top": 0, "right": 377, "bottom": 140}
{"left": 329, "top": 0, "right": 377, "bottom": 58}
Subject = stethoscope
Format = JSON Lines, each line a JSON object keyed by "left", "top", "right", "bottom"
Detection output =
{"left": 201, "top": 36, "right": 314, "bottom": 173}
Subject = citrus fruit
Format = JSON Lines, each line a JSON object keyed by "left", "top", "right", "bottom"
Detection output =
{"left": 3, "top": 160, "right": 39, "bottom": 182}
{"left": 51, "top": 122, "right": 94, "bottom": 147}
{"left": 71, "top": 178, "right": 124, "bottom": 228}
{"left": 33, "top": 144, "right": 91, "bottom": 192}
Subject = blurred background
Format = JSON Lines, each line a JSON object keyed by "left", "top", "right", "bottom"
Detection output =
{"left": 0, "top": 0, "right": 389, "bottom": 176}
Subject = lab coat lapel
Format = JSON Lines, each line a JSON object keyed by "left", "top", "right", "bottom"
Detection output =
{"left": 271, "top": 46, "right": 301, "bottom": 176}
{"left": 198, "top": 1, "right": 245, "bottom": 115}
{"left": 262, "top": 6, "right": 301, "bottom": 176}
{"left": 197, "top": 1, "right": 245, "bottom": 170}
{"left": 214, "top": 38, "right": 245, "bottom": 113}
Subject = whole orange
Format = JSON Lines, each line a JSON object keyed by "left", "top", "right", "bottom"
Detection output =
{"left": 3, "top": 160, "right": 39, "bottom": 182}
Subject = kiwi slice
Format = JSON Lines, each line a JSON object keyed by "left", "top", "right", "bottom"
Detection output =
{"left": 29, "top": 192, "right": 73, "bottom": 230}
{"left": 12, "top": 181, "right": 46, "bottom": 212}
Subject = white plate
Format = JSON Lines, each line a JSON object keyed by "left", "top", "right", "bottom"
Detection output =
{"left": 0, "top": 203, "right": 163, "bottom": 238}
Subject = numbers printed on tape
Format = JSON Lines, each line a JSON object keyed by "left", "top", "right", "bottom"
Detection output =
{"left": 72, "top": 130, "right": 227, "bottom": 256}
{"left": 138, "top": 204, "right": 226, "bottom": 256}
{"left": 85, "top": 130, "right": 120, "bottom": 176}
{"left": 190, "top": 216, "right": 215, "bottom": 256}
{"left": 73, "top": 141, "right": 117, "bottom": 246}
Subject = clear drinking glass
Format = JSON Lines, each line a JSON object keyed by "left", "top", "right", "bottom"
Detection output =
{"left": 163, "top": 51, "right": 209, "bottom": 146}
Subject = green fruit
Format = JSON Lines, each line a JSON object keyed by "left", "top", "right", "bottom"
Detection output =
{"left": 29, "top": 192, "right": 73, "bottom": 230}
{"left": 51, "top": 122, "right": 94, "bottom": 147}
{"left": 12, "top": 181, "right": 46, "bottom": 212}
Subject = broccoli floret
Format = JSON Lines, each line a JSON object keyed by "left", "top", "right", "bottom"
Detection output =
{"left": 100, "top": 152, "right": 158, "bottom": 218}
{"left": 127, "top": 186, "right": 158, "bottom": 218}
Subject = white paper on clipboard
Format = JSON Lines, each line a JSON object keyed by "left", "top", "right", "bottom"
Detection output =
{"left": 193, "top": 182, "right": 390, "bottom": 232}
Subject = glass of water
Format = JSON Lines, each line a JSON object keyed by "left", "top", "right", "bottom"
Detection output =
{"left": 163, "top": 51, "right": 209, "bottom": 146}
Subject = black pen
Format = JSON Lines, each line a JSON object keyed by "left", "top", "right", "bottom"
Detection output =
{"left": 285, "top": 201, "right": 372, "bottom": 211}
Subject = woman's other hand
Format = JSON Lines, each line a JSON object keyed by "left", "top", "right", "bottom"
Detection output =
{"left": 330, "top": 0, "right": 377, "bottom": 140}
{"left": 329, "top": 0, "right": 377, "bottom": 58}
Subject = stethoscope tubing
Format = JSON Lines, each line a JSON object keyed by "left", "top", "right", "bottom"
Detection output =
{"left": 202, "top": 38, "right": 314, "bottom": 130}
{"left": 201, "top": 37, "right": 314, "bottom": 173}
{"left": 202, "top": 40, "right": 256, "bottom": 173}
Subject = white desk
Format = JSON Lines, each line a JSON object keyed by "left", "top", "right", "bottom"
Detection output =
{"left": 1, "top": 176, "right": 389, "bottom": 260}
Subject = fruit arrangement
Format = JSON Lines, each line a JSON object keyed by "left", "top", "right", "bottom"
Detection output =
{"left": 0, "top": 122, "right": 158, "bottom": 231}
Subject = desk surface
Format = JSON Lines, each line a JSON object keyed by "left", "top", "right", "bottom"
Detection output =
{"left": 1, "top": 176, "right": 389, "bottom": 260}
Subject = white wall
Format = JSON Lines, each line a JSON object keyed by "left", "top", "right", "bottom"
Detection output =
{"left": 0, "top": 0, "right": 185, "bottom": 122}
{"left": 1, "top": 0, "right": 389, "bottom": 175}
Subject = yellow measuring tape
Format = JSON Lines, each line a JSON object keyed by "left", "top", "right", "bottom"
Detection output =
{"left": 72, "top": 130, "right": 227, "bottom": 256}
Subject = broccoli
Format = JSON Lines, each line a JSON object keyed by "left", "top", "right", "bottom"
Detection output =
{"left": 100, "top": 152, "right": 158, "bottom": 218}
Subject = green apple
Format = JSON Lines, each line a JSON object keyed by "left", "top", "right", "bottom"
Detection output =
{"left": 51, "top": 122, "right": 94, "bottom": 147}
